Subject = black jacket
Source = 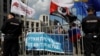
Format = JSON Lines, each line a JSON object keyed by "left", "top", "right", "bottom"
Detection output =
{"left": 82, "top": 14, "right": 100, "bottom": 34}
{"left": 1, "top": 18, "right": 22, "bottom": 36}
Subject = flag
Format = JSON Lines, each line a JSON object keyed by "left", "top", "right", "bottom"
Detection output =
{"left": 50, "top": 1, "right": 70, "bottom": 21}
{"left": 50, "top": 0, "right": 74, "bottom": 22}
{"left": 73, "top": 2, "right": 87, "bottom": 16}
{"left": 68, "top": 27, "right": 81, "bottom": 42}
{"left": 11, "top": 0, "right": 35, "bottom": 18}
{"left": 50, "top": 1, "right": 69, "bottom": 15}
{"left": 87, "top": 0, "right": 100, "bottom": 11}
{"left": 51, "top": 0, "right": 74, "bottom": 8}
{"left": 50, "top": 0, "right": 74, "bottom": 15}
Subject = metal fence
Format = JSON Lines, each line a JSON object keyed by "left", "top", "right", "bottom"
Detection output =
{"left": 0, "top": 24, "right": 85, "bottom": 56}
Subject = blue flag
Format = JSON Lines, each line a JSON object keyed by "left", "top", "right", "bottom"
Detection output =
{"left": 68, "top": 27, "right": 81, "bottom": 42}
{"left": 73, "top": 2, "right": 88, "bottom": 16}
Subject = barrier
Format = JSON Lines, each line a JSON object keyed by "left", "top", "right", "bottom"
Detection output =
{"left": 0, "top": 25, "right": 84, "bottom": 56}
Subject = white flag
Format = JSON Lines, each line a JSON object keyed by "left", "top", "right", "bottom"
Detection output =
{"left": 11, "top": 0, "right": 35, "bottom": 18}
{"left": 51, "top": 0, "right": 74, "bottom": 8}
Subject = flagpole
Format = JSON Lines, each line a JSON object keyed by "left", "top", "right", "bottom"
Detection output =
{"left": 22, "top": 0, "right": 27, "bottom": 56}
{"left": 80, "top": 0, "right": 84, "bottom": 55}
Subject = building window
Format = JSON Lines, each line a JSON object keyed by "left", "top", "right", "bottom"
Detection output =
{"left": 31, "top": 22, "right": 34, "bottom": 27}
{"left": 46, "top": 16, "right": 48, "bottom": 21}
{"left": 36, "top": 28, "right": 39, "bottom": 32}
{"left": 36, "top": 23, "right": 39, "bottom": 27}
{"left": 3, "top": 0, "right": 7, "bottom": 13}
{"left": 32, "top": 29, "right": 34, "bottom": 32}
{"left": 3, "top": 0, "right": 11, "bottom": 13}
{"left": 26, "top": 21, "right": 29, "bottom": 28}
{"left": 21, "top": 20, "right": 24, "bottom": 26}
{"left": 43, "top": 16, "right": 45, "bottom": 22}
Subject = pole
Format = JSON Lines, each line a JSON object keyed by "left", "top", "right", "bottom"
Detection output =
{"left": 22, "top": 0, "right": 27, "bottom": 56}
{"left": 0, "top": 0, "right": 4, "bottom": 55}
{"left": 80, "top": 0, "right": 85, "bottom": 55}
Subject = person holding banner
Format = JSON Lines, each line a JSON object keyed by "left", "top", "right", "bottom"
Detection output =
{"left": 1, "top": 13, "right": 22, "bottom": 56}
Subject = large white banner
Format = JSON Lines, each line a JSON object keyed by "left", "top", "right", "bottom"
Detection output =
{"left": 11, "top": 0, "right": 35, "bottom": 18}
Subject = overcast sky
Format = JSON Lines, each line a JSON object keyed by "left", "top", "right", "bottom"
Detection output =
{"left": 26, "top": 0, "right": 50, "bottom": 19}
{"left": 25, "top": 0, "right": 84, "bottom": 24}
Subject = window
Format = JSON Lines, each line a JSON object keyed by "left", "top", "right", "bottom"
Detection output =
{"left": 3, "top": 1, "right": 7, "bottom": 13}
{"left": 21, "top": 20, "right": 24, "bottom": 26}
{"left": 46, "top": 16, "right": 48, "bottom": 21}
{"left": 43, "top": 16, "right": 45, "bottom": 22}
{"left": 36, "top": 28, "right": 39, "bottom": 32}
{"left": 3, "top": 0, "right": 11, "bottom": 13}
{"left": 32, "top": 29, "right": 34, "bottom": 32}
{"left": 31, "top": 22, "right": 34, "bottom": 27}
{"left": 36, "top": 23, "right": 39, "bottom": 27}
{"left": 26, "top": 21, "right": 29, "bottom": 28}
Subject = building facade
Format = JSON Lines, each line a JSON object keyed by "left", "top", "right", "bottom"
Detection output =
{"left": 22, "top": 14, "right": 54, "bottom": 32}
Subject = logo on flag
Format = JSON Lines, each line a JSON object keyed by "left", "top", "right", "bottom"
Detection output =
{"left": 11, "top": 0, "right": 35, "bottom": 18}
{"left": 12, "top": 2, "right": 19, "bottom": 7}
{"left": 50, "top": 0, "right": 75, "bottom": 23}
{"left": 50, "top": 1, "right": 69, "bottom": 15}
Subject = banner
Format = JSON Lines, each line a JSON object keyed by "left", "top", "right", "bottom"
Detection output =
{"left": 11, "top": 0, "right": 35, "bottom": 18}
{"left": 25, "top": 32, "right": 73, "bottom": 53}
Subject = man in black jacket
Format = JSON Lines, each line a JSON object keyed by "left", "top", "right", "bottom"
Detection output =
{"left": 82, "top": 7, "right": 100, "bottom": 56}
{"left": 1, "top": 13, "right": 22, "bottom": 56}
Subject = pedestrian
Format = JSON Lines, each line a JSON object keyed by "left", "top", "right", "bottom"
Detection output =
{"left": 68, "top": 22, "right": 81, "bottom": 54}
{"left": 1, "top": 13, "right": 22, "bottom": 56}
{"left": 55, "top": 26, "right": 65, "bottom": 34}
{"left": 81, "top": 7, "right": 100, "bottom": 56}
